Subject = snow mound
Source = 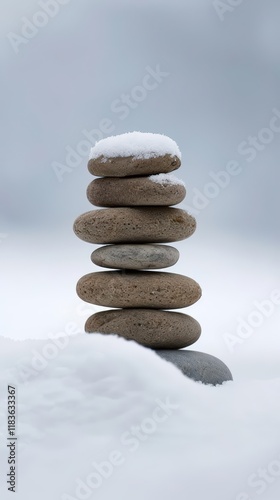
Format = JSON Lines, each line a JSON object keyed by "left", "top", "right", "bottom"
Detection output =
{"left": 89, "top": 132, "right": 181, "bottom": 161}
{"left": 1, "top": 333, "right": 280, "bottom": 500}
{"left": 149, "top": 173, "right": 186, "bottom": 187}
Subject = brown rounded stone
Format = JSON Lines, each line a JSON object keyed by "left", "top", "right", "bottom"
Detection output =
{"left": 73, "top": 208, "right": 196, "bottom": 244}
{"left": 76, "top": 271, "right": 202, "bottom": 309}
{"left": 88, "top": 154, "right": 181, "bottom": 177}
{"left": 86, "top": 175, "right": 186, "bottom": 207}
{"left": 91, "top": 244, "right": 179, "bottom": 269}
{"left": 85, "top": 309, "right": 201, "bottom": 349}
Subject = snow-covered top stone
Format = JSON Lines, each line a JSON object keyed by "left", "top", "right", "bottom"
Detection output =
{"left": 149, "top": 173, "right": 186, "bottom": 187}
{"left": 89, "top": 132, "right": 181, "bottom": 161}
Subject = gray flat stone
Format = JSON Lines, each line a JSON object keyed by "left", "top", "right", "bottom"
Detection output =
{"left": 91, "top": 244, "right": 179, "bottom": 269}
{"left": 156, "top": 350, "right": 233, "bottom": 385}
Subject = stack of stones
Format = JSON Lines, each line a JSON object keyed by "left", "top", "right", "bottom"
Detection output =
{"left": 74, "top": 132, "right": 232, "bottom": 385}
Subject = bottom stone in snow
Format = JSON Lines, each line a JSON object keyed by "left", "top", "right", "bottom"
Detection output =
{"left": 156, "top": 350, "right": 233, "bottom": 385}
{"left": 85, "top": 309, "right": 201, "bottom": 349}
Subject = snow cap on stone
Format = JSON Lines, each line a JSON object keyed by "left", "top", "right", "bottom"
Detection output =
{"left": 89, "top": 131, "right": 182, "bottom": 161}
{"left": 149, "top": 173, "right": 186, "bottom": 187}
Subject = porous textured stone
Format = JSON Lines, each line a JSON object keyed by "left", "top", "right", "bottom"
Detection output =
{"left": 73, "top": 207, "right": 196, "bottom": 244}
{"left": 85, "top": 309, "right": 201, "bottom": 349}
{"left": 88, "top": 154, "right": 181, "bottom": 177}
{"left": 91, "top": 244, "right": 179, "bottom": 270}
{"left": 156, "top": 350, "right": 233, "bottom": 385}
{"left": 76, "top": 271, "right": 202, "bottom": 309}
{"left": 86, "top": 176, "right": 186, "bottom": 207}
{"left": 72, "top": 131, "right": 232, "bottom": 385}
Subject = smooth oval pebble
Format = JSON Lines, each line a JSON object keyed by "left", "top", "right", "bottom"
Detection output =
{"left": 85, "top": 309, "right": 201, "bottom": 349}
{"left": 88, "top": 154, "right": 181, "bottom": 177}
{"left": 156, "top": 350, "right": 233, "bottom": 385}
{"left": 73, "top": 208, "right": 196, "bottom": 244}
{"left": 91, "top": 244, "right": 179, "bottom": 269}
{"left": 86, "top": 176, "right": 186, "bottom": 207}
{"left": 76, "top": 271, "right": 202, "bottom": 309}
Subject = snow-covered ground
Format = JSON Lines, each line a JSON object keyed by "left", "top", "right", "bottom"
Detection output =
{"left": 0, "top": 334, "right": 280, "bottom": 500}
{"left": 0, "top": 230, "right": 280, "bottom": 499}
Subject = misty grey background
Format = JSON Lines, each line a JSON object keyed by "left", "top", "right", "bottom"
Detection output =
{"left": 1, "top": 0, "right": 280, "bottom": 238}
{"left": 0, "top": 0, "right": 279, "bottom": 369}
{"left": 1, "top": 7, "right": 280, "bottom": 498}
